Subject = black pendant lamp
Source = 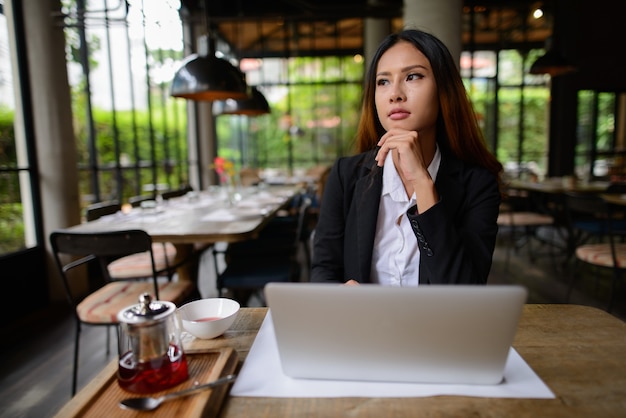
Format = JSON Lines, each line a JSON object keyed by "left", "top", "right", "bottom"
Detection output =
{"left": 171, "top": 56, "right": 249, "bottom": 101}
{"left": 171, "top": 34, "right": 249, "bottom": 101}
{"left": 529, "top": 43, "right": 576, "bottom": 77}
{"left": 213, "top": 86, "right": 271, "bottom": 116}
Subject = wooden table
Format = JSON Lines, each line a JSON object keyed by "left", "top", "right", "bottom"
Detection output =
{"left": 57, "top": 305, "right": 626, "bottom": 417}
{"left": 508, "top": 179, "right": 610, "bottom": 195}
{"left": 59, "top": 186, "right": 300, "bottom": 282}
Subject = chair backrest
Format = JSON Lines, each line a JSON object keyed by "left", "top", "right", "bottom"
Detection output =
{"left": 49, "top": 230, "right": 160, "bottom": 308}
{"left": 161, "top": 185, "right": 193, "bottom": 200}
{"left": 129, "top": 194, "right": 155, "bottom": 207}
{"left": 562, "top": 192, "right": 625, "bottom": 239}
{"left": 239, "top": 167, "right": 261, "bottom": 187}
{"left": 606, "top": 183, "right": 626, "bottom": 194}
{"left": 294, "top": 196, "right": 313, "bottom": 247}
{"left": 85, "top": 200, "right": 121, "bottom": 222}
{"left": 564, "top": 192, "right": 606, "bottom": 216}
{"left": 224, "top": 194, "right": 312, "bottom": 261}
{"left": 501, "top": 185, "right": 535, "bottom": 212}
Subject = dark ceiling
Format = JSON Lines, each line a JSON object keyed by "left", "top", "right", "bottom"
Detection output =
{"left": 180, "top": 0, "right": 404, "bottom": 21}
{"left": 178, "top": 0, "right": 551, "bottom": 59}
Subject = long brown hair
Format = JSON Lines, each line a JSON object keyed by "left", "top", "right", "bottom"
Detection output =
{"left": 355, "top": 29, "right": 502, "bottom": 181}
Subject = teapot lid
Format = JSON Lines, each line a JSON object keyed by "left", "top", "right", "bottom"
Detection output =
{"left": 117, "top": 293, "right": 175, "bottom": 325}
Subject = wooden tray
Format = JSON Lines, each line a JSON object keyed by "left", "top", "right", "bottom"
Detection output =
{"left": 56, "top": 347, "right": 238, "bottom": 418}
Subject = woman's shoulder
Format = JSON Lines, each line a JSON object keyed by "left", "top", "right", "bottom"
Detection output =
{"left": 442, "top": 152, "right": 498, "bottom": 181}
{"left": 333, "top": 151, "right": 376, "bottom": 173}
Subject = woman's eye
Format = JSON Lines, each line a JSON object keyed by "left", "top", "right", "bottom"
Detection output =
{"left": 376, "top": 79, "right": 388, "bottom": 86}
{"left": 407, "top": 73, "right": 423, "bottom": 81}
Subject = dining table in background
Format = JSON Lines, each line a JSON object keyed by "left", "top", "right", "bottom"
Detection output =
{"left": 58, "top": 185, "right": 302, "bottom": 283}
{"left": 507, "top": 178, "right": 611, "bottom": 198}
{"left": 55, "top": 304, "right": 626, "bottom": 417}
{"left": 506, "top": 179, "right": 613, "bottom": 256}
{"left": 505, "top": 177, "right": 611, "bottom": 214}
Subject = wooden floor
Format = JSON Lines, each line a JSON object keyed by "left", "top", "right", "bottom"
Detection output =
{"left": 1, "top": 233, "right": 625, "bottom": 418}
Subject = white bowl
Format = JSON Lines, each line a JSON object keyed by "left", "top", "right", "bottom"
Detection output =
{"left": 178, "top": 298, "right": 240, "bottom": 339}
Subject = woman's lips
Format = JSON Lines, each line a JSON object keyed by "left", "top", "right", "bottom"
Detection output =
{"left": 388, "top": 109, "right": 410, "bottom": 120}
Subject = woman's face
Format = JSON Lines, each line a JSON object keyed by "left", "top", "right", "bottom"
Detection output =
{"left": 374, "top": 41, "right": 439, "bottom": 136}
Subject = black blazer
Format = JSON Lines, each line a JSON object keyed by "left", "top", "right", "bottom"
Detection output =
{"left": 311, "top": 148, "right": 500, "bottom": 284}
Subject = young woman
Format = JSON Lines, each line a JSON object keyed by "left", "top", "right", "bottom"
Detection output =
{"left": 311, "top": 29, "right": 502, "bottom": 285}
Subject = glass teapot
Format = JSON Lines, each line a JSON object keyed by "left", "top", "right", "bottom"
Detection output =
{"left": 117, "top": 293, "right": 188, "bottom": 393}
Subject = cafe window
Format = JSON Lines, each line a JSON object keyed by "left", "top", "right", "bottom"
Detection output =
{"left": 462, "top": 48, "right": 550, "bottom": 181}
{"left": 0, "top": 1, "right": 39, "bottom": 255}
{"left": 62, "top": 0, "right": 189, "bottom": 209}
{"left": 215, "top": 56, "right": 364, "bottom": 173}
{"left": 576, "top": 90, "right": 625, "bottom": 182}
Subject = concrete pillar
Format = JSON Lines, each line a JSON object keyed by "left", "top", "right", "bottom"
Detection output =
{"left": 403, "top": 0, "right": 463, "bottom": 66}
{"left": 14, "top": 0, "right": 80, "bottom": 301}
{"left": 364, "top": 18, "right": 391, "bottom": 68}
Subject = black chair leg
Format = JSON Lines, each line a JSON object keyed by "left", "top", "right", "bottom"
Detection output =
{"left": 105, "top": 326, "right": 110, "bottom": 356}
{"left": 72, "top": 320, "right": 81, "bottom": 396}
{"left": 566, "top": 259, "right": 580, "bottom": 303}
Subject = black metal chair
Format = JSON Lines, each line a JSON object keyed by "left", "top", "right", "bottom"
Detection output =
{"left": 85, "top": 200, "right": 181, "bottom": 281}
{"left": 564, "top": 192, "right": 626, "bottom": 312}
{"left": 84, "top": 200, "right": 121, "bottom": 222}
{"left": 497, "top": 188, "right": 555, "bottom": 269}
{"left": 128, "top": 194, "right": 156, "bottom": 208}
{"left": 213, "top": 196, "right": 312, "bottom": 306}
{"left": 161, "top": 184, "right": 193, "bottom": 200}
{"left": 49, "top": 229, "right": 197, "bottom": 395}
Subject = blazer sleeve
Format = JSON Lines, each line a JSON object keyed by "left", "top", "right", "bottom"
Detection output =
{"left": 310, "top": 159, "right": 349, "bottom": 282}
{"left": 407, "top": 166, "right": 500, "bottom": 284}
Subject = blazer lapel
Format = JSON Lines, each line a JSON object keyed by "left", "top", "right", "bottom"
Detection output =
{"left": 434, "top": 153, "right": 464, "bottom": 218}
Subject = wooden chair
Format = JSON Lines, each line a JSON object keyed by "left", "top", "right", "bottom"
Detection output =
{"left": 564, "top": 192, "right": 626, "bottom": 312}
{"left": 161, "top": 185, "right": 193, "bottom": 201}
{"left": 84, "top": 200, "right": 121, "bottom": 222}
{"left": 85, "top": 200, "right": 180, "bottom": 281}
{"left": 49, "top": 230, "right": 197, "bottom": 395}
{"left": 239, "top": 167, "right": 261, "bottom": 186}
{"left": 128, "top": 194, "right": 155, "bottom": 208}
{"left": 212, "top": 197, "right": 312, "bottom": 306}
{"left": 497, "top": 188, "right": 555, "bottom": 269}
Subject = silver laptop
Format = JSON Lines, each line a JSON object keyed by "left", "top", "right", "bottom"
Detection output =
{"left": 265, "top": 283, "right": 527, "bottom": 385}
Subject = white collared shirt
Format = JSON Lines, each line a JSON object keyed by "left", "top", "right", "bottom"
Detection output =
{"left": 370, "top": 147, "right": 441, "bottom": 286}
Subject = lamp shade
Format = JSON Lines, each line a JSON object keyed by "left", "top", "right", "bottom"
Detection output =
{"left": 213, "top": 87, "right": 271, "bottom": 116}
{"left": 171, "top": 54, "right": 249, "bottom": 101}
{"left": 529, "top": 49, "right": 576, "bottom": 76}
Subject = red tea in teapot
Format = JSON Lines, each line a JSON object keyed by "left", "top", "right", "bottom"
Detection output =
{"left": 118, "top": 343, "right": 188, "bottom": 393}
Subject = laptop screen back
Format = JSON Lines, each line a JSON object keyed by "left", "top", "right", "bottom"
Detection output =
{"left": 265, "top": 283, "right": 527, "bottom": 385}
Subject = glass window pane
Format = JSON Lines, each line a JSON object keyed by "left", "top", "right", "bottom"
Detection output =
{"left": 522, "top": 86, "right": 550, "bottom": 176}
{"left": 461, "top": 51, "right": 496, "bottom": 78}
{"left": 0, "top": 171, "right": 26, "bottom": 253}
{"left": 0, "top": 8, "right": 35, "bottom": 254}
{"left": 597, "top": 92, "right": 616, "bottom": 153}
{"left": 498, "top": 50, "right": 523, "bottom": 86}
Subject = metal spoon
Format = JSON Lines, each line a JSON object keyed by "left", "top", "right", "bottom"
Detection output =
{"left": 119, "top": 374, "right": 237, "bottom": 411}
